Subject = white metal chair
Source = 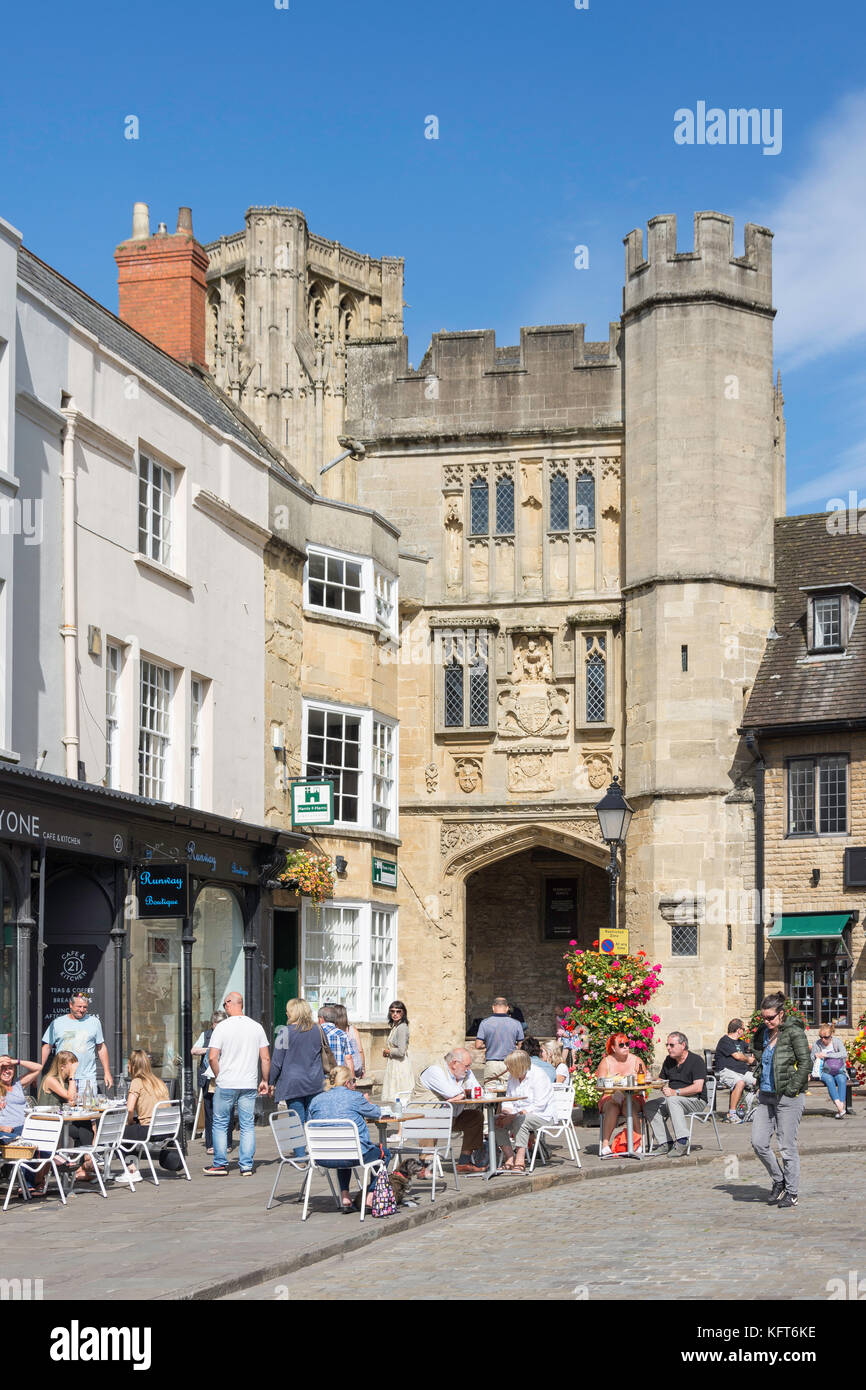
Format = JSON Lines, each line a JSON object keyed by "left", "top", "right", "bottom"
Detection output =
{"left": 266, "top": 1110, "right": 310, "bottom": 1210}
{"left": 684, "top": 1076, "right": 723, "bottom": 1155}
{"left": 301, "top": 1119, "right": 385, "bottom": 1222}
{"left": 529, "top": 1086, "right": 582, "bottom": 1171}
{"left": 57, "top": 1103, "right": 133, "bottom": 1197}
{"left": 2, "top": 1111, "right": 66, "bottom": 1210}
{"left": 388, "top": 1102, "right": 457, "bottom": 1201}
{"left": 118, "top": 1100, "right": 191, "bottom": 1187}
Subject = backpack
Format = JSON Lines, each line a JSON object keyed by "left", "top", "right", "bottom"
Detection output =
{"left": 370, "top": 1150, "right": 397, "bottom": 1217}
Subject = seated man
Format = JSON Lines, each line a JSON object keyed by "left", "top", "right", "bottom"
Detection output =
{"left": 714, "top": 1018, "right": 756, "bottom": 1123}
{"left": 644, "top": 1031, "right": 708, "bottom": 1158}
{"left": 418, "top": 1047, "right": 486, "bottom": 1173}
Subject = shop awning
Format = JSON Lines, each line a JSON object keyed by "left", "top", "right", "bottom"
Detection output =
{"left": 768, "top": 912, "right": 853, "bottom": 940}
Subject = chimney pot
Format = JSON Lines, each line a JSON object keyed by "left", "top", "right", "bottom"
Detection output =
{"left": 157, "top": 222, "right": 168, "bottom": 235}
{"left": 176, "top": 206, "right": 194, "bottom": 235}
{"left": 131, "top": 202, "right": 150, "bottom": 240}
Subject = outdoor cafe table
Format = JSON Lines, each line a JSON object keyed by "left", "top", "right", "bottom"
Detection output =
{"left": 456, "top": 1095, "right": 527, "bottom": 1181}
{"left": 598, "top": 1079, "right": 666, "bottom": 1160}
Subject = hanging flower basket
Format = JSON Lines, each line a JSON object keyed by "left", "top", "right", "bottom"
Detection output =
{"left": 276, "top": 850, "right": 335, "bottom": 908}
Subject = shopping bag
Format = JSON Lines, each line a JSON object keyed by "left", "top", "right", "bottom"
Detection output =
{"left": 370, "top": 1147, "right": 397, "bottom": 1217}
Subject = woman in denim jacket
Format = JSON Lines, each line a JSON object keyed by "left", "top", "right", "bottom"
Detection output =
{"left": 308, "top": 1066, "right": 390, "bottom": 1213}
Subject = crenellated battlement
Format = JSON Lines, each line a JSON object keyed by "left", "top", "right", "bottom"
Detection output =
{"left": 345, "top": 322, "right": 622, "bottom": 444}
{"left": 623, "top": 212, "right": 773, "bottom": 317}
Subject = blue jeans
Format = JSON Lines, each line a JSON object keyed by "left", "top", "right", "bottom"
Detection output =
{"left": 213, "top": 1088, "right": 256, "bottom": 1171}
{"left": 320, "top": 1141, "right": 390, "bottom": 1193}
{"left": 287, "top": 1095, "right": 317, "bottom": 1157}
{"left": 823, "top": 1069, "right": 847, "bottom": 1106}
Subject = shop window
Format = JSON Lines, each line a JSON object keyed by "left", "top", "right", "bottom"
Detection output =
{"left": 787, "top": 942, "right": 850, "bottom": 1026}
{"left": 787, "top": 755, "right": 848, "bottom": 835}
{"left": 302, "top": 901, "right": 397, "bottom": 1022}
{"left": 191, "top": 887, "right": 244, "bottom": 1033}
{"left": 127, "top": 915, "right": 181, "bottom": 1085}
{"left": 138, "top": 454, "right": 174, "bottom": 568}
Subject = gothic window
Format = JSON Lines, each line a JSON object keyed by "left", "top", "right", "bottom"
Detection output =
{"left": 549, "top": 473, "right": 569, "bottom": 531}
{"left": 576, "top": 472, "right": 595, "bottom": 530}
{"left": 339, "top": 296, "right": 356, "bottom": 340}
{"left": 585, "top": 634, "right": 607, "bottom": 723}
{"left": 495, "top": 477, "right": 514, "bottom": 535}
{"left": 469, "top": 478, "right": 489, "bottom": 536}
{"left": 438, "top": 630, "right": 491, "bottom": 731}
{"left": 309, "top": 285, "right": 326, "bottom": 340}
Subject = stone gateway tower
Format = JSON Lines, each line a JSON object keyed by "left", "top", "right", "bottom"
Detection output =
{"left": 335, "top": 211, "right": 782, "bottom": 1060}
{"left": 621, "top": 213, "right": 780, "bottom": 1043}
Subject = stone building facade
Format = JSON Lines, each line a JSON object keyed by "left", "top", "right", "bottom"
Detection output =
{"left": 203, "top": 206, "right": 404, "bottom": 487}
{"left": 743, "top": 513, "right": 866, "bottom": 1043}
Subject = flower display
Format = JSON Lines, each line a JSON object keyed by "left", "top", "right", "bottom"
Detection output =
{"left": 560, "top": 945, "right": 664, "bottom": 1072}
{"left": 846, "top": 1012, "right": 866, "bottom": 1083}
{"left": 276, "top": 849, "right": 335, "bottom": 907}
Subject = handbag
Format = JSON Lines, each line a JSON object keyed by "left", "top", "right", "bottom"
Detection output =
{"left": 370, "top": 1148, "right": 397, "bottom": 1218}
{"left": 824, "top": 1056, "right": 845, "bottom": 1076}
{"left": 320, "top": 1026, "right": 336, "bottom": 1076}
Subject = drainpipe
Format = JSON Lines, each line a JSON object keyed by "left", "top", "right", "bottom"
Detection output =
{"left": 60, "top": 410, "right": 80, "bottom": 778}
{"left": 745, "top": 731, "right": 766, "bottom": 1007}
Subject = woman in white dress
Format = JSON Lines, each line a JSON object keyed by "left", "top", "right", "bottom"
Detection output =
{"left": 381, "top": 1000, "right": 413, "bottom": 1102}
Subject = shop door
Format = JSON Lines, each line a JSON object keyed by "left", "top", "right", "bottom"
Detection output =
{"left": 42, "top": 869, "right": 115, "bottom": 1059}
{"left": 273, "top": 909, "right": 299, "bottom": 1036}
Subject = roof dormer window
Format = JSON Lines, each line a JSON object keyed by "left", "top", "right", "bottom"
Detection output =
{"left": 802, "top": 583, "right": 864, "bottom": 655}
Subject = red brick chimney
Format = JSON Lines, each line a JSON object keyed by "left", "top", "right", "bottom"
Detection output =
{"left": 115, "top": 203, "right": 209, "bottom": 370}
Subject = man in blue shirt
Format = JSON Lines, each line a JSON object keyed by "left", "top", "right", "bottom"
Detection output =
{"left": 41, "top": 992, "right": 112, "bottom": 1090}
{"left": 475, "top": 997, "right": 524, "bottom": 1086}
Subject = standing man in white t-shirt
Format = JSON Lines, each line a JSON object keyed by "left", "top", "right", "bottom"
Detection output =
{"left": 202, "top": 992, "right": 270, "bottom": 1176}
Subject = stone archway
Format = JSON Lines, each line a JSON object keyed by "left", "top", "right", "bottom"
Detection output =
{"left": 438, "top": 819, "right": 611, "bottom": 1041}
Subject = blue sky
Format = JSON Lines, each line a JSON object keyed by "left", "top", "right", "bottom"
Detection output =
{"left": 1, "top": 0, "right": 864, "bottom": 514}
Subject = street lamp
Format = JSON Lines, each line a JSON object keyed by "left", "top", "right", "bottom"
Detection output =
{"left": 595, "top": 775, "right": 633, "bottom": 937}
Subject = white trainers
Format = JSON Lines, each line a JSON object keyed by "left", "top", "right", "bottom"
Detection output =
{"left": 114, "top": 1168, "right": 142, "bottom": 1185}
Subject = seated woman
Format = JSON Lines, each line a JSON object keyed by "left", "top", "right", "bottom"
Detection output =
{"left": 595, "top": 1033, "right": 645, "bottom": 1156}
{"left": 115, "top": 1050, "right": 171, "bottom": 1184}
{"left": 307, "top": 1065, "right": 390, "bottom": 1213}
{"left": 37, "top": 1050, "right": 96, "bottom": 1185}
{"left": 543, "top": 1042, "right": 571, "bottom": 1085}
{"left": 0, "top": 1054, "right": 43, "bottom": 1143}
{"left": 493, "top": 1049, "right": 557, "bottom": 1172}
{"left": 811, "top": 1024, "right": 849, "bottom": 1118}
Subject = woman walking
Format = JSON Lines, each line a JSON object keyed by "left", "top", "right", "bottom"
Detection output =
{"left": 381, "top": 1000, "right": 413, "bottom": 1102}
{"left": 811, "top": 1023, "right": 849, "bottom": 1118}
{"left": 751, "top": 991, "right": 810, "bottom": 1209}
{"left": 270, "top": 998, "right": 329, "bottom": 1153}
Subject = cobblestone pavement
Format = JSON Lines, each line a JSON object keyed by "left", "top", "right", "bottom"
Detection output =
{"left": 226, "top": 1150, "right": 866, "bottom": 1301}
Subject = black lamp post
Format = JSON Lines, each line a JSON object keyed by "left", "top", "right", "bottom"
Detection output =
{"left": 595, "top": 775, "right": 634, "bottom": 937}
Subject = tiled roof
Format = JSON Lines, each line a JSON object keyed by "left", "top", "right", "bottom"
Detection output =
{"left": 17, "top": 248, "right": 308, "bottom": 487}
{"left": 743, "top": 513, "right": 866, "bottom": 730}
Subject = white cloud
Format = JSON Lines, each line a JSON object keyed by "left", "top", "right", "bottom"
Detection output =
{"left": 787, "top": 441, "right": 866, "bottom": 511}
{"left": 761, "top": 91, "right": 866, "bottom": 368}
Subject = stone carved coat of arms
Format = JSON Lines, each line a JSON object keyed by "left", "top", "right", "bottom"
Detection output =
{"left": 497, "top": 634, "right": 569, "bottom": 739}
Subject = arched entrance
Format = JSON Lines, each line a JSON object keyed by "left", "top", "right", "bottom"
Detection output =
{"left": 440, "top": 820, "right": 612, "bottom": 1042}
